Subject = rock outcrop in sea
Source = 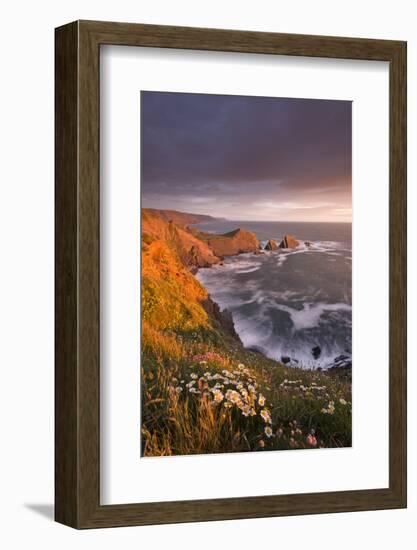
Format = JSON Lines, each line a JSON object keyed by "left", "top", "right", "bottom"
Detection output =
{"left": 279, "top": 234, "right": 300, "bottom": 249}
{"left": 311, "top": 345, "right": 321, "bottom": 359}
{"left": 264, "top": 239, "right": 278, "bottom": 251}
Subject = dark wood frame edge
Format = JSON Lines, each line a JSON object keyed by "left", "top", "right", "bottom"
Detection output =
{"left": 55, "top": 20, "right": 407, "bottom": 529}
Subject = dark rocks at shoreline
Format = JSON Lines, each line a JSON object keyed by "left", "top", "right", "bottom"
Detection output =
{"left": 279, "top": 234, "right": 300, "bottom": 249}
{"left": 278, "top": 350, "right": 351, "bottom": 380}
{"left": 264, "top": 239, "right": 278, "bottom": 251}
{"left": 202, "top": 297, "right": 242, "bottom": 344}
{"left": 311, "top": 345, "right": 321, "bottom": 359}
{"left": 281, "top": 356, "right": 299, "bottom": 365}
{"left": 326, "top": 354, "right": 352, "bottom": 382}
{"left": 329, "top": 354, "right": 352, "bottom": 369}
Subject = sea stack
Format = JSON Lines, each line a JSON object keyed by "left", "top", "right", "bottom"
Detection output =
{"left": 279, "top": 234, "right": 300, "bottom": 249}
{"left": 264, "top": 239, "right": 278, "bottom": 251}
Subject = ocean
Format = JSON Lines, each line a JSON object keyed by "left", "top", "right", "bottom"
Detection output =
{"left": 194, "top": 220, "right": 352, "bottom": 369}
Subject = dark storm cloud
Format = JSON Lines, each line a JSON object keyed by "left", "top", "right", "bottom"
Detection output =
{"left": 141, "top": 91, "right": 352, "bottom": 221}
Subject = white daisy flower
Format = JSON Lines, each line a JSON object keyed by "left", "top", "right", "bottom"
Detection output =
{"left": 260, "top": 409, "right": 272, "bottom": 424}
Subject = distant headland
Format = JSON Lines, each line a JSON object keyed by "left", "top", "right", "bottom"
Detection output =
{"left": 142, "top": 208, "right": 302, "bottom": 272}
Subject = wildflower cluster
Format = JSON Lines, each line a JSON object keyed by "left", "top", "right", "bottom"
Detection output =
{"left": 273, "top": 421, "right": 319, "bottom": 449}
{"left": 169, "top": 362, "right": 273, "bottom": 439}
{"left": 165, "top": 361, "right": 350, "bottom": 453}
{"left": 279, "top": 378, "right": 329, "bottom": 399}
{"left": 321, "top": 397, "right": 349, "bottom": 415}
{"left": 279, "top": 378, "right": 350, "bottom": 418}
{"left": 321, "top": 400, "right": 336, "bottom": 415}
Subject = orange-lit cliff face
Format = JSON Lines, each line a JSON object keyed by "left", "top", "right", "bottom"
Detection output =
{"left": 141, "top": 208, "right": 261, "bottom": 269}
{"left": 142, "top": 208, "right": 220, "bottom": 269}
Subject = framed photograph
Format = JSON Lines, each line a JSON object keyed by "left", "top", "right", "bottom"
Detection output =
{"left": 55, "top": 20, "right": 406, "bottom": 528}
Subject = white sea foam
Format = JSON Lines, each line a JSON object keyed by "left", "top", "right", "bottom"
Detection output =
{"left": 276, "top": 254, "right": 288, "bottom": 266}
{"left": 234, "top": 311, "right": 273, "bottom": 349}
{"left": 233, "top": 307, "right": 350, "bottom": 367}
{"left": 274, "top": 302, "right": 352, "bottom": 331}
{"left": 196, "top": 235, "right": 352, "bottom": 369}
{"left": 235, "top": 266, "right": 261, "bottom": 274}
{"left": 267, "top": 239, "right": 353, "bottom": 267}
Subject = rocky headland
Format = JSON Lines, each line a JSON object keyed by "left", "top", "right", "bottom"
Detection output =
{"left": 141, "top": 208, "right": 350, "bottom": 375}
{"left": 143, "top": 208, "right": 263, "bottom": 268}
{"left": 142, "top": 208, "right": 310, "bottom": 348}
{"left": 145, "top": 208, "right": 220, "bottom": 227}
{"left": 143, "top": 208, "right": 307, "bottom": 270}
{"left": 194, "top": 227, "right": 261, "bottom": 258}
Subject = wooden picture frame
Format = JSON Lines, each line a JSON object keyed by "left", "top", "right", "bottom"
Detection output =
{"left": 55, "top": 20, "right": 407, "bottom": 528}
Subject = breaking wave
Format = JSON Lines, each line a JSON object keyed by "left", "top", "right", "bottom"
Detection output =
{"left": 197, "top": 232, "right": 352, "bottom": 369}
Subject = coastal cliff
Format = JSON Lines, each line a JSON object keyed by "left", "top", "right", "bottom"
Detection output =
{"left": 141, "top": 208, "right": 351, "bottom": 456}
{"left": 142, "top": 208, "right": 219, "bottom": 268}
{"left": 143, "top": 208, "right": 261, "bottom": 270}
{"left": 195, "top": 227, "right": 261, "bottom": 258}
{"left": 142, "top": 207, "right": 244, "bottom": 346}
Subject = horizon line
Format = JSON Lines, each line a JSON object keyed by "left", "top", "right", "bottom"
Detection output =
{"left": 205, "top": 218, "right": 352, "bottom": 224}
{"left": 142, "top": 207, "right": 351, "bottom": 224}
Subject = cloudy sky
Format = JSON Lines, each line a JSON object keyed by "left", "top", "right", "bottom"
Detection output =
{"left": 141, "top": 91, "right": 352, "bottom": 222}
